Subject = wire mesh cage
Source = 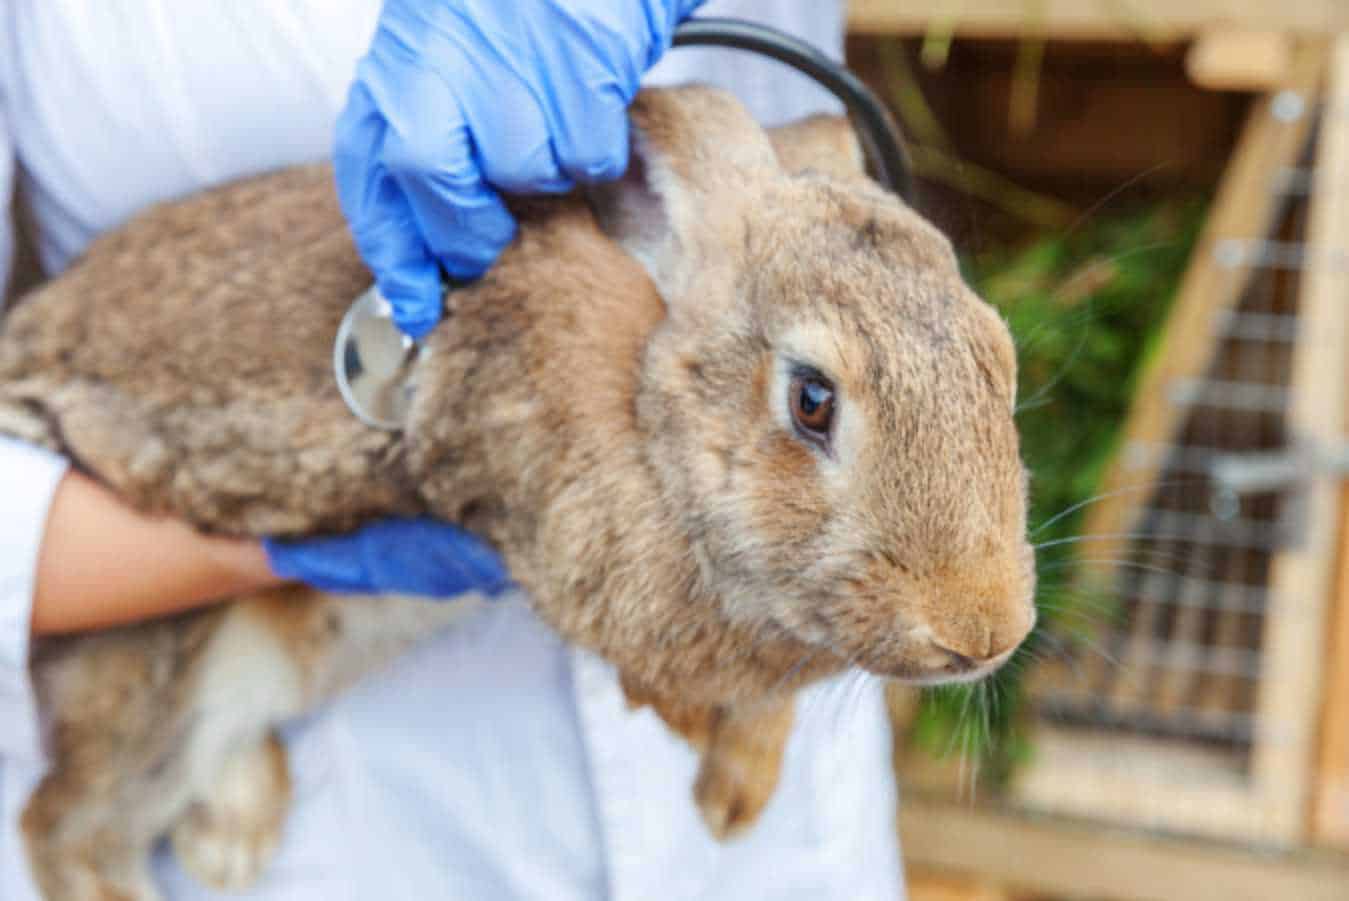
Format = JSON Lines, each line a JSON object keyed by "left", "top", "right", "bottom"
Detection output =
{"left": 1014, "top": 44, "right": 1349, "bottom": 845}
{"left": 1031, "top": 187, "right": 1308, "bottom": 752}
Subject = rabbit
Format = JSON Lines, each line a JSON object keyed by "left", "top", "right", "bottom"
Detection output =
{"left": 0, "top": 85, "right": 1036, "bottom": 901}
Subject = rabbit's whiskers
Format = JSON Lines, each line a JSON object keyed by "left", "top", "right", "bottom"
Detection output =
{"left": 1029, "top": 477, "right": 1199, "bottom": 536}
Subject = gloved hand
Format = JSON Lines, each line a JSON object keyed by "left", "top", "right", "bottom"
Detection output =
{"left": 334, "top": 0, "right": 705, "bottom": 338}
{"left": 263, "top": 517, "right": 512, "bottom": 599}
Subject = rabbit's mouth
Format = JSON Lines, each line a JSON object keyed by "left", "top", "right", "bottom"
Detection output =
{"left": 803, "top": 610, "right": 1033, "bottom": 687}
{"left": 874, "top": 640, "right": 1021, "bottom": 686}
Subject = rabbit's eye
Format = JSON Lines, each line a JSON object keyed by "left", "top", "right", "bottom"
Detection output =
{"left": 789, "top": 370, "right": 835, "bottom": 446}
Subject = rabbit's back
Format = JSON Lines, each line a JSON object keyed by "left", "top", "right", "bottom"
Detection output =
{"left": 0, "top": 165, "right": 419, "bottom": 535}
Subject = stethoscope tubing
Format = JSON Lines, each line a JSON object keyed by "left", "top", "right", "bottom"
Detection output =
{"left": 672, "top": 17, "right": 914, "bottom": 201}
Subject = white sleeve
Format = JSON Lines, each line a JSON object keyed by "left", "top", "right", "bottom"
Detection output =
{"left": 0, "top": 438, "right": 68, "bottom": 764}
{"left": 645, "top": 0, "right": 846, "bottom": 126}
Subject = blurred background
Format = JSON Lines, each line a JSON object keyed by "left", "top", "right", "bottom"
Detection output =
{"left": 840, "top": 2, "right": 1349, "bottom": 899}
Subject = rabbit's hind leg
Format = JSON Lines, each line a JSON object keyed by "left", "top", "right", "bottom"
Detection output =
{"left": 23, "top": 597, "right": 309, "bottom": 899}
{"left": 22, "top": 611, "right": 229, "bottom": 901}
{"left": 164, "top": 587, "right": 479, "bottom": 890}
{"left": 22, "top": 836, "right": 163, "bottom": 901}
{"left": 170, "top": 732, "right": 291, "bottom": 892}
{"left": 24, "top": 585, "right": 475, "bottom": 898}
{"left": 21, "top": 798, "right": 164, "bottom": 901}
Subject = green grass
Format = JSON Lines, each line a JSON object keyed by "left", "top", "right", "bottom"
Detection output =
{"left": 906, "top": 196, "right": 1209, "bottom": 784}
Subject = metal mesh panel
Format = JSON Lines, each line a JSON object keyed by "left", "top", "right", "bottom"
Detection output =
{"left": 1028, "top": 153, "right": 1319, "bottom": 761}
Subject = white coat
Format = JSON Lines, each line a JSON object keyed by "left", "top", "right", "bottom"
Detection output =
{"left": 0, "top": 2, "right": 903, "bottom": 898}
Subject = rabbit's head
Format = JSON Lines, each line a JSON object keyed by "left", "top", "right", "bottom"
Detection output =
{"left": 591, "top": 87, "right": 1035, "bottom": 684}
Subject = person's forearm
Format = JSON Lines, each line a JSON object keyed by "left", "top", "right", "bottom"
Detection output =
{"left": 31, "top": 471, "right": 283, "bottom": 635}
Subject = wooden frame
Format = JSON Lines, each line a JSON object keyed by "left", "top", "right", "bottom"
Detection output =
{"left": 899, "top": 792, "right": 1349, "bottom": 901}
{"left": 1257, "top": 32, "right": 1349, "bottom": 844}
{"left": 848, "top": 0, "right": 1349, "bottom": 40}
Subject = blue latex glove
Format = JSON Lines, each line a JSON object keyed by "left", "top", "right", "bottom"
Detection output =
{"left": 263, "top": 517, "right": 512, "bottom": 599}
{"left": 334, "top": 0, "right": 705, "bottom": 338}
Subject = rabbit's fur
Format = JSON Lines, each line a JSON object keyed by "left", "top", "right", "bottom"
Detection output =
{"left": 1, "top": 86, "right": 1035, "bottom": 900}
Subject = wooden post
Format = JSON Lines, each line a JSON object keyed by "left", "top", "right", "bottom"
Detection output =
{"left": 1254, "top": 33, "right": 1349, "bottom": 844}
{"left": 1187, "top": 30, "right": 1294, "bottom": 91}
{"left": 1309, "top": 36, "right": 1349, "bottom": 849}
{"left": 1316, "top": 483, "right": 1349, "bottom": 846}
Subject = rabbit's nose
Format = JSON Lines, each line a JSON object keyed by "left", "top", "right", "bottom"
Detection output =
{"left": 990, "top": 595, "right": 1037, "bottom": 658}
{"left": 928, "top": 584, "right": 1037, "bottom": 665}
{"left": 930, "top": 600, "right": 1036, "bottom": 667}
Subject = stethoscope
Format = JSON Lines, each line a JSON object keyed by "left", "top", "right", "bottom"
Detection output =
{"left": 334, "top": 16, "right": 915, "bottom": 430}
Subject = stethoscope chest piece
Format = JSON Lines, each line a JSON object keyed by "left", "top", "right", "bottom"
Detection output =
{"left": 333, "top": 285, "right": 422, "bottom": 430}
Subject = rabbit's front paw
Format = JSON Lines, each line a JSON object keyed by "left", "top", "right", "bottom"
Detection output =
{"left": 692, "top": 701, "right": 796, "bottom": 841}
{"left": 693, "top": 742, "right": 781, "bottom": 840}
{"left": 171, "top": 733, "right": 291, "bottom": 891}
{"left": 625, "top": 683, "right": 797, "bottom": 842}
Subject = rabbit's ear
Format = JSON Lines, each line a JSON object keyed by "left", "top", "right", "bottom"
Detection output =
{"left": 588, "top": 87, "right": 778, "bottom": 304}
{"left": 767, "top": 116, "right": 865, "bottom": 180}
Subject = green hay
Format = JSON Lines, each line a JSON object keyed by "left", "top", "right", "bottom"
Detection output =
{"left": 907, "top": 195, "right": 1209, "bottom": 784}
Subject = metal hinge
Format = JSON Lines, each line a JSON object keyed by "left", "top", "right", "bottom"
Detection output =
{"left": 1208, "top": 442, "right": 1349, "bottom": 547}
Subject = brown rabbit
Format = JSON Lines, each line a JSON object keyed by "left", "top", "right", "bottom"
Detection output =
{"left": 0, "top": 86, "right": 1035, "bottom": 901}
